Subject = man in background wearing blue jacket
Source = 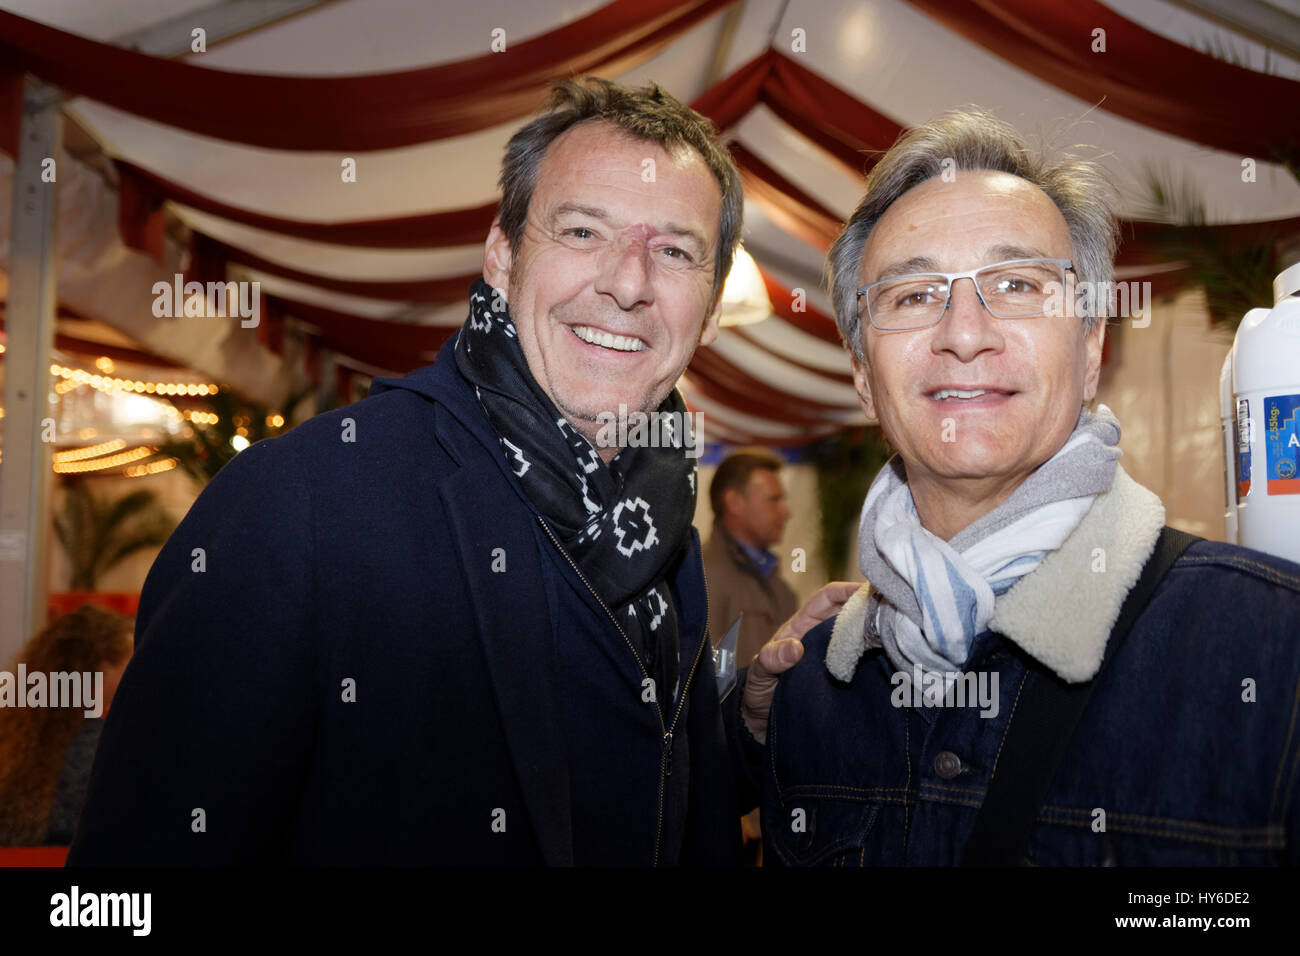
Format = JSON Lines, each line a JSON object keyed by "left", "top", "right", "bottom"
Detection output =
{"left": 69, "top": 78, "right": 842, "bottom": 865}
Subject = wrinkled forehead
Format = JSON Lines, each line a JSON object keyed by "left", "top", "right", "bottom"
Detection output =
{"left": 534, "top": 123, "right": 721, "bottom": 236}
{"left": 862, "top": 171, "right": 1072, "bottom": 279}
{"left": 538, "top": 122, "right": 709, "bottom": 197}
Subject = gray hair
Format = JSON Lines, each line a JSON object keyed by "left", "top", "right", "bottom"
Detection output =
{"left": 498, "top": 77, "right": 743, "bottom": 295}
{"left": 827, "top": 108, "right": 1119, "bottom": 360}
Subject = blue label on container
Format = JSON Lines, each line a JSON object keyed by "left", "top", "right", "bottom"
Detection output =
{"left": 1265, "top": 394, "right": 1300, "bottom": 495}
{"left": 1236, "top": 398, "right": 1252, "bottom": 500}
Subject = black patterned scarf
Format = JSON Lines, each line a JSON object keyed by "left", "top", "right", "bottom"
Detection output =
{"left": 454, "top": 279, "right": 698, "bottom": 710}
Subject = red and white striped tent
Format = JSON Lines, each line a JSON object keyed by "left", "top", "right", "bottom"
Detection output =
{"left": 3, "top": 0, "right": 1298, "bottom": 448}
{"left": 2, "top": 0, "right": 1300, "bottom": 649}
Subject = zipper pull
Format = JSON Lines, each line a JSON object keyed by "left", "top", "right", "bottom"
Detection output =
{"left": 662, "top": 731, "right": 674, "bottom": 777}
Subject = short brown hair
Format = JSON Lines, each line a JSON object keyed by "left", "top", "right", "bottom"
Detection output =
{"left": 710, "top": 448, "right": 784, "bottom": 517}
{"left": 497, "top": 77, "right": 743, "bottom": 294}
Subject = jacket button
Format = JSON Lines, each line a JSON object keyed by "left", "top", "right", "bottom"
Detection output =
{"left": 933, "top": 751, "right": 963, "bottom": 779}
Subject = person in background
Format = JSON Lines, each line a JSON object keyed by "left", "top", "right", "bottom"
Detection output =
{"left": 705, "top": 449, "right": 799, "bottom": 666}
{"left": 704, "top": 448, "right": 798, "bottom": 862}
{"left": 0, "top": 605, "right": 132, "bottom": 846}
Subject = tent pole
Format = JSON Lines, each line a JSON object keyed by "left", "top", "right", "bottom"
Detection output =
{"left": 0, "top": 77, "right": 61, "bottom": 664}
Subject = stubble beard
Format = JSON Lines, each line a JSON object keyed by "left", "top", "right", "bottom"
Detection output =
{"left": 553, "top": 378, "right": 665, "bottom": 453}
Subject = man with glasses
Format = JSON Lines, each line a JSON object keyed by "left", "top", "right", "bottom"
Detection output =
{"left": 740, "top": 109, "right": 1300, "bottom": 866}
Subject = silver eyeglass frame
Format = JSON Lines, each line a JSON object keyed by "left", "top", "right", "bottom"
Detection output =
{"left": 856, "top": 257, "right": 1075, "bottom": 331}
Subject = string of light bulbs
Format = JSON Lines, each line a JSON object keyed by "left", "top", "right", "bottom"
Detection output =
{"left": 124, "top": 458, "right": 180, "bottom": 478}
{"left": 52, "top": 445, "right": 157, "bottom": 474}
{"left": 52, "top": 439, "right": 127, "bottom": 463}
{"left": 49, "top": 363, "right": 218, "bottom": 397}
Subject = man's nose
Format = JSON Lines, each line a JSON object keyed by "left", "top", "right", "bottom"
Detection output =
{"left": 930, "top": 276, "right": 1003, "bottom": 362}
{"left": 594, "top": 235, "right": 654, "bottom": 311}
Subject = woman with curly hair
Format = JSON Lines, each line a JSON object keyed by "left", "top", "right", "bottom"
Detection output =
{"left": 0, "top": 605, "right": 132, "bottom": 845}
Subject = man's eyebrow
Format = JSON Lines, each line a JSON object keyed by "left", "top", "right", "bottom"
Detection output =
{"left": 987, "top": 244, "right": 1050, "bottom": 262}
{"left": 550, "top": 202, "right": 609, "bottom": 223}
{"left": 660, "top": 222, "right": 708, "bottom": 251}
{"left": 869, "top": 246, "right": 1056, "bottom": 283}
{"left": 549, "top": 203, "right": 707, "bottom": 251}
{"left": 872, "top": 256, "right": 940, "bottom": 282}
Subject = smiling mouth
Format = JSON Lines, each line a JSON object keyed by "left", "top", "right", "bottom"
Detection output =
{"left": 927, "top": 388, "right": 1017, "bottom": 401}
{"left": 570, "top": 325, "right": 647, "bottom": 353}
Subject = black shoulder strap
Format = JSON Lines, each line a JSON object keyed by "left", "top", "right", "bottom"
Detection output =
{"left": 960, "top": 526, "right": 1200, "bottom": 866}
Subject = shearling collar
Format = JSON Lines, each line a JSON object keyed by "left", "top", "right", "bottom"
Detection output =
{"left": 826, "top": 466, "right": 1166, "bottom": 685}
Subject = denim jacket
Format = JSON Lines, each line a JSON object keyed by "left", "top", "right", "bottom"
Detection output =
{"left": 760, "top": 467, "right": 1300, "bottom": 865}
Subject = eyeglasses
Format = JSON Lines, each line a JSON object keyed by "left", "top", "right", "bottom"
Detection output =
{"left": 857, "top": 258, "right": 1074, "bottom": 331}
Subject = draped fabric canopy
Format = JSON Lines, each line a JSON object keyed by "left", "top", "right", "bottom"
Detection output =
{"left": 2, "top": 0, "right": 1299, "bottom": 445}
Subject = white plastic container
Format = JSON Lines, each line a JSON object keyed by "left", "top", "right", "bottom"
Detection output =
{"left": 1221, "top": 262, "right": 1300, "bottom": 565}
{"left": 1219, "top": 353, "right": 1240, "bottom": 545}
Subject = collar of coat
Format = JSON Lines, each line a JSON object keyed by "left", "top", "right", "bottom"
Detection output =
{"left": 826, "top": 465, "right": 1166, "bottom": 686}
{"left": 712, "top": 520, "right": 778, "bottom": 579}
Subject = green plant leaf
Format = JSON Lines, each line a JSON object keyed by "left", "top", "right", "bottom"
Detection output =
{"left": 808, "top": 428, "right": 893, "bottom": 579}
{"left": 52, "top": 480, "right": 175, "bottom": 591}
{"left": 1136, "top": 162, "right": 1282, "bottom": 331}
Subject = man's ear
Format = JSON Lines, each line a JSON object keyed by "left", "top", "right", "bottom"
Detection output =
{"left": 1082, "top": 316, "right": 1106, "bottom": 403}
{"left": 698, "top": 288, "right": 724, "bottom": 348}
{"left": 483, "top": 220, "right": 513, "bottom": 293}
{"left": 851, "top": 353, "right": 878, "bottom": 422}
{"left": 722, "top": 485, "right": 744, "bottom": 519}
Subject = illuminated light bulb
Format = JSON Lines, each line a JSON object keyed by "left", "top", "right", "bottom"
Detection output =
{"left": 720, "top": 247, "right": 774, "bottom": 327}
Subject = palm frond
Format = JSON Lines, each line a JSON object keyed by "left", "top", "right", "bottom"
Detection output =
{"left": 51, "top": 481, "right": 176, "bottom": 591}
{"left": 53, "top": 481, "right": 99, "bottom": 589}
{"left": 95, "top": 514, "right": 175, "bottom": 583}
{"left": 1136, "top": 162, "right": 1281, "bottom": 330}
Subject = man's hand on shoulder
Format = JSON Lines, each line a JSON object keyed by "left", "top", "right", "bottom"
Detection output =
{"left": 741, "top": 581, "right": 859, "bottom": 743}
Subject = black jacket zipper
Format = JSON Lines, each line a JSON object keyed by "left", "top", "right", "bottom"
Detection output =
{"left": 536, "top": 515, "right": 710, "bottom": 866}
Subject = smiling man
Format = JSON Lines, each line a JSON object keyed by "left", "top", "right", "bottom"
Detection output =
{"left": 69, "top": 79, "right": 844, "bottom": 866}
{"left": 486, "top": 120, "right": 723, "bottom": 445}
{"left": 751, "top": 109, "right": 1300, "bottom": 866}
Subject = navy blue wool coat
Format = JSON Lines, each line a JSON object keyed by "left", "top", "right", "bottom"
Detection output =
{"left": 69, "top": 343, "right": 751, "bottom": 865}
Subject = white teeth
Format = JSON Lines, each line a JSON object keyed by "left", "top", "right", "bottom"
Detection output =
{"left": 932, "top": 388, "right": 990, "bottom": 400}
{"left": 571, "top": 325, "right": 646, "bottom": 352}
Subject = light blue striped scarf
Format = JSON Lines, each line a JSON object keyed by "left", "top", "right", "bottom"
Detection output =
{"left": 858, "top": 405, "right": 1122, "bottom": 685}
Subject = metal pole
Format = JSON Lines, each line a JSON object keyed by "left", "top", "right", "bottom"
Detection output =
{"left": 0, "top": 77, "right": 61, "bottom": 664}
